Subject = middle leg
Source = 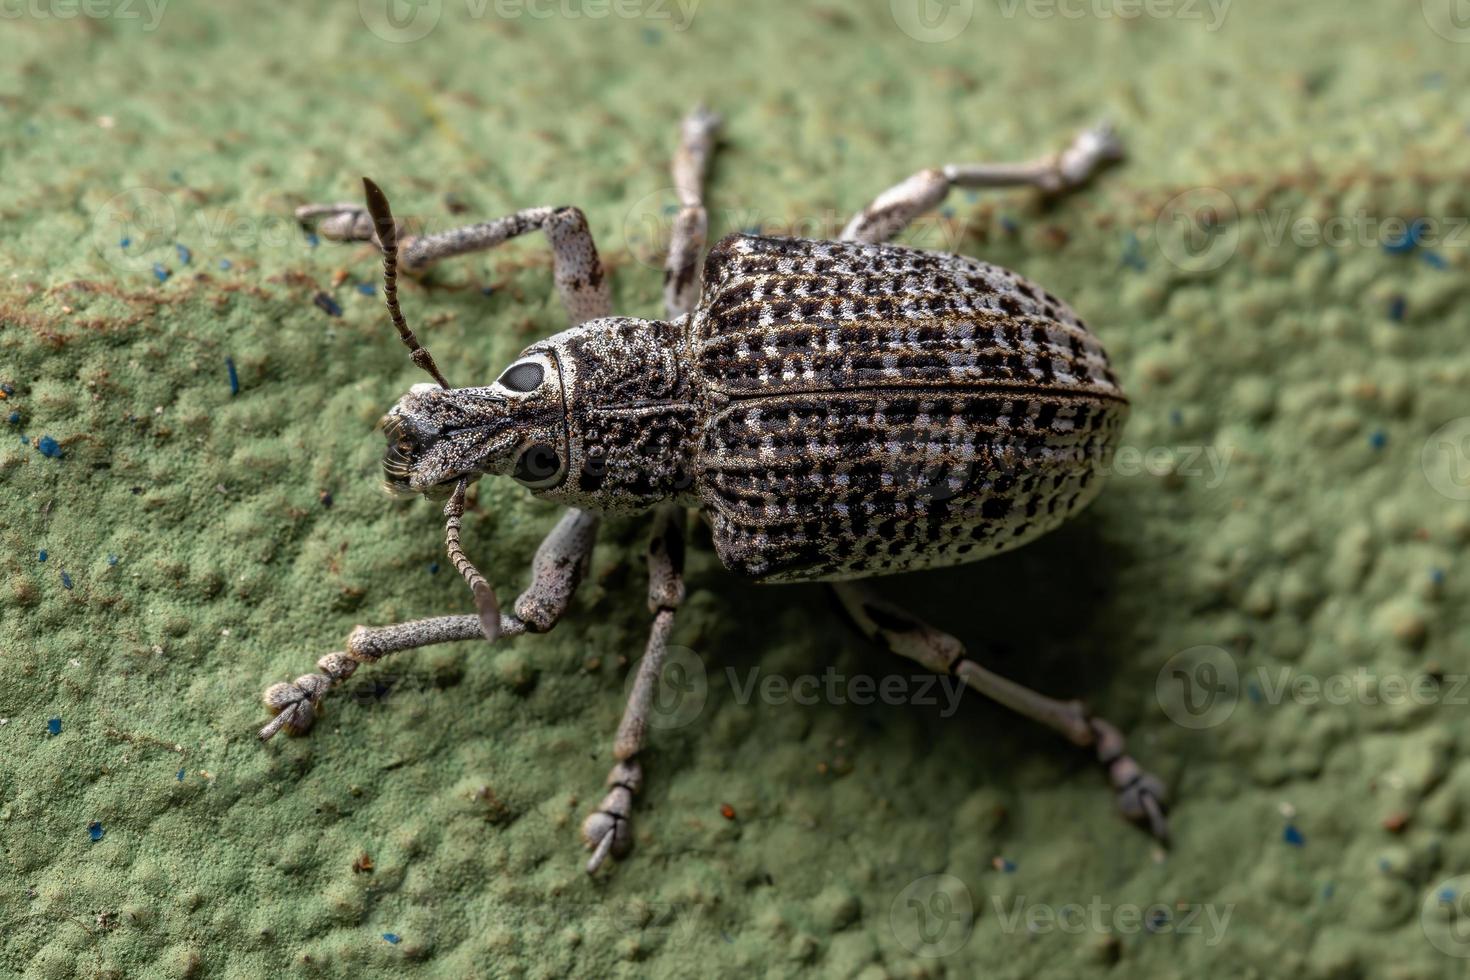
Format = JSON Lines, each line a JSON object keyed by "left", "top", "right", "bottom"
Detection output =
{"left": 297, "top": 201, "right": 612, "bottom": 327}
{"left": 581, "top": 506, "right": 688, "bottom": 873}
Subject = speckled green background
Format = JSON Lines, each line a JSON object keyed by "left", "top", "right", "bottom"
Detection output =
{"left": 4, "top": 1, "right": 1470, "bottom": 976}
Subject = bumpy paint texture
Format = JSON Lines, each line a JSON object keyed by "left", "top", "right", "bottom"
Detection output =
{"left": 3, "top": 1, "right": 1470, "bottom": 976}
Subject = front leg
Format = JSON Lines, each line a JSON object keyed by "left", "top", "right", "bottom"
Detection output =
{"left": 258, "top": 507, "right": 600, "bottom": 739}
{"left": 295, "top": 201, "right": 612, "bottom": 327}
{"left": 582, "top": 506, "right": 686, "bottom": 873}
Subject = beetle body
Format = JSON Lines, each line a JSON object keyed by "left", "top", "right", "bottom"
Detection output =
{"left": 388, "top": 233, "right": 1127, "bottom": 583}
{"left": 271, "top": 119, "right": 1173, "bottom": 870}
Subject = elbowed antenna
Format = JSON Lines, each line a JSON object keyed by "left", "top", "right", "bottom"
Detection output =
{"left": 361, "top": 176, "right": 452, "bottom": 390}
{"left": 363, "top": 177, "right": 499, "bottom": 642}
{"left": 445, "top": 482, "right": 501, "bottom": 643}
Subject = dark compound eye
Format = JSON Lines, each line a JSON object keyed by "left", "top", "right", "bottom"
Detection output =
{"left": 513, "top": 442, "right": 562, "bottom": 487}
{"left": 498, "top": 361, "right": 544, "bottom": 392}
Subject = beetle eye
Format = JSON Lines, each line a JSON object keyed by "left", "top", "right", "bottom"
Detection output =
{"left": 513, "top": 442, "right": 562, "bottom": 488}
{"left": 498, "top": 361, "right": 544, "bottom": 393}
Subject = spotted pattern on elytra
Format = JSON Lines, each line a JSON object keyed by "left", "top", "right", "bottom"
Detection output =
{"left": 688, "top": 235, "right": 1129, "bottom": 582}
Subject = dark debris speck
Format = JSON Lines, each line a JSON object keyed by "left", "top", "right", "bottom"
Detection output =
{"left": 313, "top": 292, "right": 343, "bottom": 317}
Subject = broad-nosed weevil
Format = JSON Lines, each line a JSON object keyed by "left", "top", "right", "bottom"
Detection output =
{"left": 263, "top": 107, "right": 1167, "bottom": 874}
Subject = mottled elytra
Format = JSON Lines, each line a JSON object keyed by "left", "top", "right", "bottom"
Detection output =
{"left": 264, "top": 108, "right": 1167, "bottom": 874}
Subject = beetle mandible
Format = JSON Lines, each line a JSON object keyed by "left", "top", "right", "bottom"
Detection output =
{"left": 263, "top": 107, "right": 1168, "bottom": 873}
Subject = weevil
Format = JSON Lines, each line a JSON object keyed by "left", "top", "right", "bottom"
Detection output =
{"left": 263, "top": 108, "right": 1168, "bottom": 873}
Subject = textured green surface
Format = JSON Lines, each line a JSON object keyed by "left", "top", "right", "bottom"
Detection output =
{"left": 4, "top": 1, "right": 1470, "bottom": 976}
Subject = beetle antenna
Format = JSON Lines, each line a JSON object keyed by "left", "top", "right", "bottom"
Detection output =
{"left": 445, "top": 478, "right": 500, "bottom": 642}
{"left": 361, "top": 177, "right": 452, "bottom": 390}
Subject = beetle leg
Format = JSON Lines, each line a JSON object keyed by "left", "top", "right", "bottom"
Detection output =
{"left": 840, "top": 121, "right": 1124, "bottom": 245}
{"left": 664, "top": 105, "right": 723, "bottom": 320}
{"left": 582, "top": 507, "right": 686, "bottom": 874}
{"left": 294, "top": 201, "right": 611, "bottom": 327}
{"left": 832, "top": 581, "right": 1170, "bottom": 844}
{"left": 258, "top": 509, "right": 600, "bottom": 740}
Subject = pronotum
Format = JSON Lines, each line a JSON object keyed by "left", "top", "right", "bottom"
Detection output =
{"left": 264, "top": 107, "right": 1167, "bottom": 873}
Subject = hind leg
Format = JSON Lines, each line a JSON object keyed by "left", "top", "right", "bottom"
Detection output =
{"left": 841, "top": 122, "right": 1123, "bottom": 244}
{"left": 833, "top": 580, "right": 1169, "bottom": 842}
{"left": 664, "top": 105, "right": 723, "bottom": 319}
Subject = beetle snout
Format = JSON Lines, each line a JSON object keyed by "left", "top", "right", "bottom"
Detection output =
{"left": 380, "top": 385, "right": 522, "bottom": 498}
